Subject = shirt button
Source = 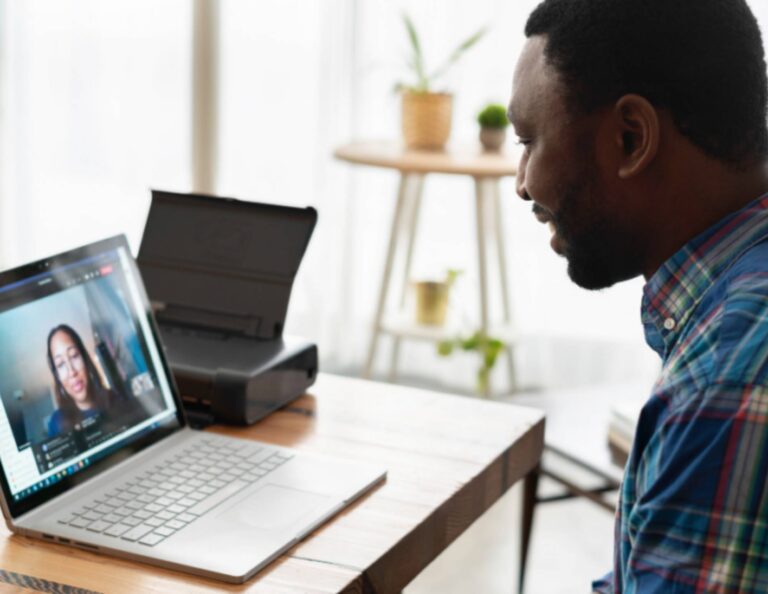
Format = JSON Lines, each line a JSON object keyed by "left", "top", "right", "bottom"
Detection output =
{"left": 663, "top": 318, "right": 676, "bottom": 330}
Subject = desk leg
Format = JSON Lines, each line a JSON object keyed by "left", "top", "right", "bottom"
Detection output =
{"left": 492, "top": 181, "right": 517, "bottom": 392}
{"left": 390, "top": 174, "right": 425, "bottom": 382}
{"left": 474, "top": 177, "right": 491, "bottom": 397}
{"left": 364, "top": 173, "right": 413, "bottom": 379}
{"left": 519, "top": 465, "right": 540, "bottom": 594}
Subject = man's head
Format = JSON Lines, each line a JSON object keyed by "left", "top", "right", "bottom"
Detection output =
{"left": 510, "top": 0, "right": 768, "bottom": 290}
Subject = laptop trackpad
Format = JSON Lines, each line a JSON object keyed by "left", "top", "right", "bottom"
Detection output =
{"left": 217, "top": 484, "right": 333, "bottom": 533}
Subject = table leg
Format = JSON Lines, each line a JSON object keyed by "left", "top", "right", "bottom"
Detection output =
{"left": 492, "top": 181, "right": 517, "bottom": 392}
{"left": 519, "top": 464, "right": 540, "bottom": 594}
{"left": 390, "top": 174, "right": 425, "bottom": 382}
{"left": 364, "top": 173, "right": 413, "bottom": 379}
{"left": 474, "top": 177, "right": 491, "bottom": 397}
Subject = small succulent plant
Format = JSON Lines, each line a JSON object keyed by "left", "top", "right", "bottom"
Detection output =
{"left": 477, "top": 104, "right": 509, "bottom": 129}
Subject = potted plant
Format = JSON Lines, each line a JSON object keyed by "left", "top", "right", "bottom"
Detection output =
{"left": 437, "top": 331, "right": 505, "bottom": 395}
{"left": 396, "top": 14, "right": 486, "bottom": 150}
{"left": 414, "top": 269, "right": 462, "bottom": 326}
{"left": 477, "top": 103, "right": 509, "bottom": 151}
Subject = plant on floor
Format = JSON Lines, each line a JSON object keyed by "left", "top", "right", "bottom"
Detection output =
{"left": 437, "top": 331, "right": 505, "bottom": 394}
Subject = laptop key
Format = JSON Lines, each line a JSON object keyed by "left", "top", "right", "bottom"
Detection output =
{"left": 133, "top": 510, "right": 153, "bottom": 520}
{"left": 188, "top": 480, "right": 247, "bottom": 516}
{"left": 176, "top": 513, "right": 196, "bottom": 523}
{"left": 167, "top": 504, "right": 185, "bottom": 514}
{"left": 165, "top": 519, "right": 186, "bottom": 530}
{"left": 58, "top": 514, "right": 77, "bottom": 524}
{"left": 139, "top": 533, "right": 166, "bottom": 547}
{"left": 82, "top": 511, "right": 103, "bottom": 521}
{"left": 145, "top": 517, "right": 164, "bottom": 527}
{"left": 123, "top": 516, "right": 143, "bottom": 527}
{"left": 87, "top": 520, "right": 111, "bottom": 533}
{"left": 155, "top": 511, "right": 175, "bottom": 521}
{"left": 177, "top": 498, "right": 196, "bottom": 508}
{"left": 105, "top": 524, "right": 131, "bottom": 537}
{"left": 121, "top": 524, "right": 154, "bottom": 542}
{"left": 145, "top": 503, "right": 163, "bottom": 513}
{"left": 70, "top": 517, "right": 91, "bottom": 528}
{"left": 155, "top": 526, "right": 176, "bottom": 537}
{"left": 102, "top": 514, "right": 122, "bottom": 524}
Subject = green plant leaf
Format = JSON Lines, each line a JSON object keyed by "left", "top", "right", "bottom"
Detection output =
{"left": 445, "top": 268, "right": 463, "bottom": 288}
{"left": 477, "top": 104, "right": 509, "bottom": 129}
{"left": 402, "top": 13, "right": 428, "bottom": 92}
{"left": 477, "top": 366, "right": 490, "bottom": 393}
{"left": 437, "top": 340, "right": 454, "bottom": 356}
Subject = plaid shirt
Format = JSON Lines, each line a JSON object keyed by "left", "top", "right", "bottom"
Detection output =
{"left": 593, "top": 194, "right": 768, "bottom": 593}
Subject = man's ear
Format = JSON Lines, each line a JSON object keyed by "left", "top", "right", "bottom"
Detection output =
{"left": 613, "top": 94, "right": 660, "bottom": 179}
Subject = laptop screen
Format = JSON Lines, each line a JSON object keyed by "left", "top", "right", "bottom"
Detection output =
{"left": 0, "top": 236, "right": 183, "bottom": 517}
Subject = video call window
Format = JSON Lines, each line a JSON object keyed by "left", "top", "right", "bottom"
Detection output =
{"left": 0, "top": 258, "right": 168, "bottom": 474}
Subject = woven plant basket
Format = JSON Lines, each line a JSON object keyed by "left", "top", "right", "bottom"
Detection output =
{"left": 401, "top": 91, "right": 453, "bottom": 150}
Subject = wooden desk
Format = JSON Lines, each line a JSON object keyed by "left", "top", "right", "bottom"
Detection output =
{"left": 334, "top": 141, "right": 519, "bottom": 396}
{"left": 0, "top": 374, "right": 544, "bottom": 593}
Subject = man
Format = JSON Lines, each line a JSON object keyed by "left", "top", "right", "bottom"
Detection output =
{"left": 508, "top": 0, "right": 768, "bottom": 592}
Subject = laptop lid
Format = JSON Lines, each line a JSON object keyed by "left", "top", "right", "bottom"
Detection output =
{"left": 0, "top": 236, "right": 185, "bottom": 520}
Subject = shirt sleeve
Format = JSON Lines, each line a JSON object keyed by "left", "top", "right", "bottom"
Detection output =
{"left": 622, "top": 381, "right": 768, "bottom": 593}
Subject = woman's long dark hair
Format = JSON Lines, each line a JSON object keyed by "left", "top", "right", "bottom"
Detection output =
{"left": 46, "top": 324, "right": 111, "bottom": 431}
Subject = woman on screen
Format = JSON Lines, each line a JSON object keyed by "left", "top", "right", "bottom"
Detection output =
{"left": 45, "top": 324, "right": 116, "bottom": 436}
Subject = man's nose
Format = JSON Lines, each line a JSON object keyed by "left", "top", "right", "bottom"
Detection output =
{"left": 516, "top": 164, "right": 531, "bottom": 201}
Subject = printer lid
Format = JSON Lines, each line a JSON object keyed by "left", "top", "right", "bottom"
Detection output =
{"left": 137, "top": 190, "right": 317, "bottom": 340}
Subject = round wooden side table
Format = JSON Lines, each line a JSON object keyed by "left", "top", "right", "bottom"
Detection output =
{"left": 334, "top": 140, "right": 518, "bottom": 396}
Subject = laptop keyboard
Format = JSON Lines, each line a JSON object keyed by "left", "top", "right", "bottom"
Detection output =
{"left": 57, "top": 436, "right": 293, "bottom": 547}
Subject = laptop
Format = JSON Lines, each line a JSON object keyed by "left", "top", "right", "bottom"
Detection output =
{"left": 0, "top": 235, "right": 386, "bottom": 583}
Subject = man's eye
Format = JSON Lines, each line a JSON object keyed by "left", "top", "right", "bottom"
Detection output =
{"left": 516, "top": 139, "right": 533, "bottom": 154}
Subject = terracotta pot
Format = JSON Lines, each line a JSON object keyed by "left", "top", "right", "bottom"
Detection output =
{"left": 479, "top": 127, "right": 506, "bottom": 152}
{"left": 401, "top": 91, "right": 453, "bottom": 150}
{"left": 414, "top": 280, "right": 450, "bottom": 326}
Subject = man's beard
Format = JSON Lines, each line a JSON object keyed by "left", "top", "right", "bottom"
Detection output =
{"left": 553, "top": 177, "right": 644, "bottom": 291}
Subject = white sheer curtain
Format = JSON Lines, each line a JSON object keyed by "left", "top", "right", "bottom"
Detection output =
{"left": 0, "top": 0, "right": 192, "bottom": 265}
{"left": 2, "top": 1, "right": 767, "bottom": 393}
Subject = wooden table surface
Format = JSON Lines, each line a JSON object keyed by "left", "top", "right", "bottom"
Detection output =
{"left": 0, "top": 374, "right": 544, "bottom": 594}
{"left": 334, "top": 140, "right": 518, "bottom": 177}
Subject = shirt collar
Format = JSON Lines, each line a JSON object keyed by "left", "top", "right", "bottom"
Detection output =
{"left": 641, "top": 193, "right": 768, "bottom": 357}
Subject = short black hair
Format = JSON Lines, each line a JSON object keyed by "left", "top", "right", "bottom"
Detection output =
{"left": 526, "top": 0, "right": 768, "bottom": 166}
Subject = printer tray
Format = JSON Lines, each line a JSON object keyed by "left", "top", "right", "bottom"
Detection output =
{"left": 159, "top": 326, "right": 317, "bottom": 426}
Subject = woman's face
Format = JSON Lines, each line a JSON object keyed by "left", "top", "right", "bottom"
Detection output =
{"left": 50, "top": 330, "right": 91, "bottom": 408}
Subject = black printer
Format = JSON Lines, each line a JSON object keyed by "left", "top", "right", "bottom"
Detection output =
{"left": 137, "top": 190, "right": 318, "bottom": 427}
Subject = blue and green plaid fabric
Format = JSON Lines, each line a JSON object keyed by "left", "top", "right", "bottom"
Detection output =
{"left": 593, "top": 194, "right": 768, "bottom": 593}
